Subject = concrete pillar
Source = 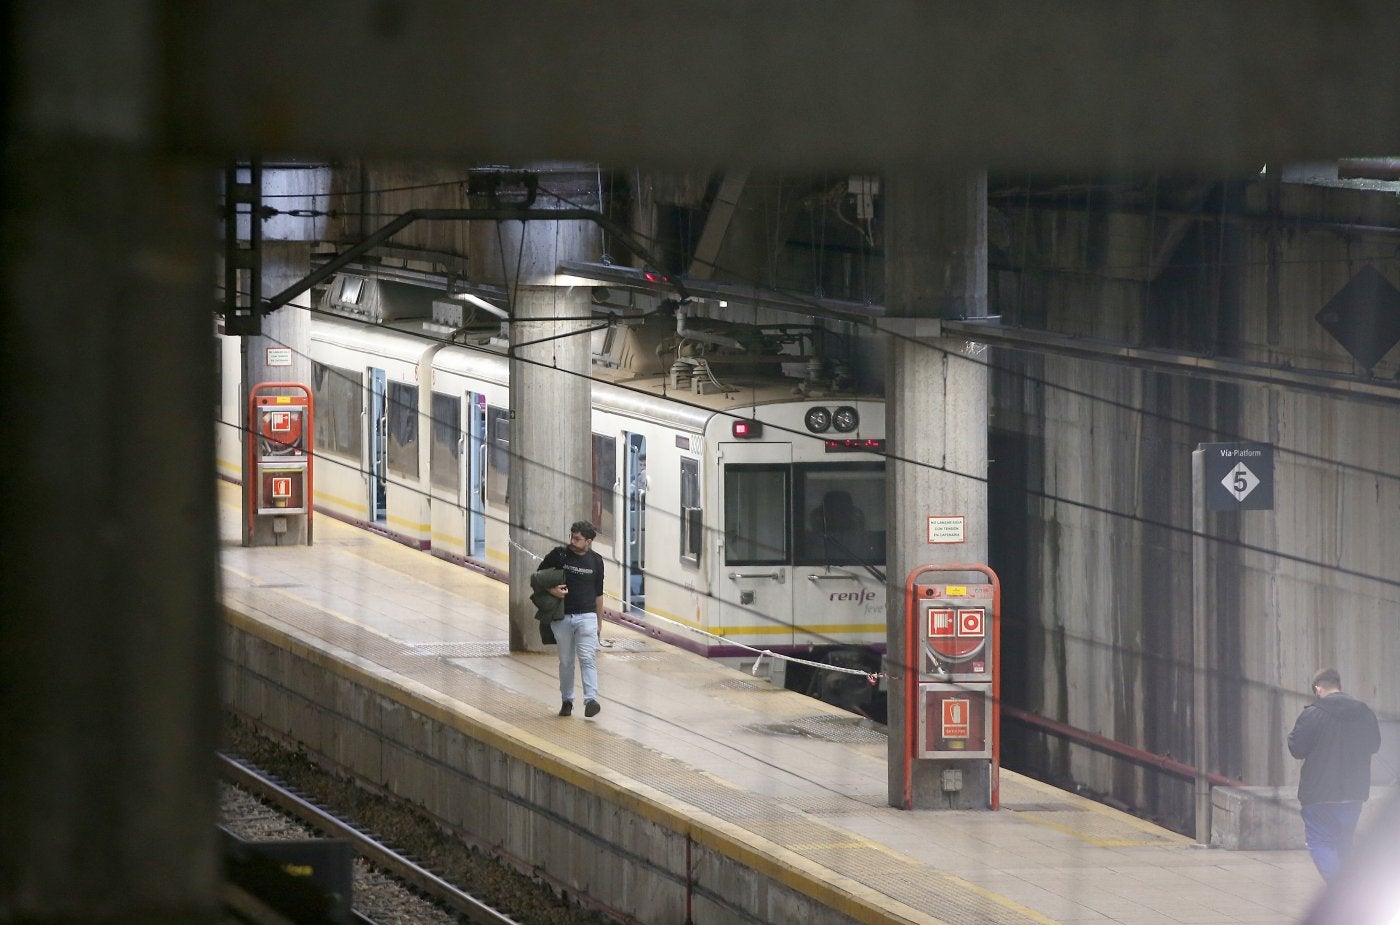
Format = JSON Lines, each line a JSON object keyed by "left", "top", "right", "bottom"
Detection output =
{"left": 883, "top": 172, "right": 991, "bottom": 809}
{"left": 242, "top": 241, "right": 314, "bottom": 546}
{"left": 0, "top": 7, "right": 220, "bottom": 919}
{"left": 470, "top": 167, "right": 601, "bottom": 651}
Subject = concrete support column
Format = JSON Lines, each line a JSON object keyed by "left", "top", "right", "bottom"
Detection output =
{"left": 883, "top": 172, "right": 991, "bottom": 809}
{"left": 242, "top": 241, "right": 313, "bottom": 546}
{"left": 0, "top": 20, "right": 220, "bottom": 918}
{"left": 471, "top": 168, "right": 601, "bottom": 651}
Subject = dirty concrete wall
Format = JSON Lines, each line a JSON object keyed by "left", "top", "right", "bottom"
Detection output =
{"left": 989, "top": 177, "right": 1400, "bottom": 829}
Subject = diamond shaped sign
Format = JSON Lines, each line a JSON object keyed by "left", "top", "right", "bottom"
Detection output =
{"left": 1201, "top": 442, "right": 1274, "bottom": 511}
{"left": 1315, "top": 265, "right": 1400, "bottom": 369}
{"left": 1221, "top": 461, "right": 1260, "bottom": 501}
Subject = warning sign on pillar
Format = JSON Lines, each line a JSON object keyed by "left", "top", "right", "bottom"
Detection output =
{"left": 927, "top": 515, "right": 965, "bottom": 544}
{"left": 258, "top": 467, "right": 306, "bottom": 514}
{"left": 925, "top": 603, "right": 987, "bottom": 662}
{"left": 942, "top": 698, "right": 970, "bottom": 738}
{"left": 919, "top": 685, "right": 989, "bottom": 757}
{"left": 268, "top": 410, "right": 292, "bottom": 432}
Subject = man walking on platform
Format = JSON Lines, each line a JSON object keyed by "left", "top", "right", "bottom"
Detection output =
{"left": 539, "top": 521, "right": 605, "bottom": 718}
{"left": 1287, "top": 667, "right": 1380, "bottom": 881}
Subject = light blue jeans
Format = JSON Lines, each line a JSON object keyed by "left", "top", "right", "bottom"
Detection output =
{"left": 1301, "top": 801, "right": 1364, "bottom": 881}
{"left": 552, "top": 612, "right": 598, "bottom": 703}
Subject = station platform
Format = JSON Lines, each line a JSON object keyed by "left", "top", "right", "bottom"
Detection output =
{"left": 217, "top": 484, "right": 1322, "bottom": 925}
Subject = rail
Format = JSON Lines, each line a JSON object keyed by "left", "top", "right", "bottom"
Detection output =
{"left": 219, "top": 752, "right": 523, "bottom": 925}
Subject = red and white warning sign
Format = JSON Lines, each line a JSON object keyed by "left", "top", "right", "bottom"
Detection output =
{"left": 271, "top": 477, "right": 292, "bottom": 499}
{"left": 926, "top": 603, "right": 988, "bottom": 662}
{"left": 942, "top": 698, "right": 970, "bottom": 739}
{"left": 927, "top": 608, "right": 955, "bottom": 637}
{"left": 267, "top": 410, "right": 292, "bottom": 432}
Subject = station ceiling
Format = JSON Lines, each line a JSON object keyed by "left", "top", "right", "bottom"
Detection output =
{"left": 23, "top": 2, "right": 1400, "bottom": 172}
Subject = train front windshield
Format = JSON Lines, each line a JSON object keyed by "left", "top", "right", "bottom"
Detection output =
{"left": 725, "top": 462, "right": 886, "bottom": 568}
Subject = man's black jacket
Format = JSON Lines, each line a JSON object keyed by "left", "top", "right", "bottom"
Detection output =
{"left": 1287, "top": 692, "right": 1380, "bottom": 805}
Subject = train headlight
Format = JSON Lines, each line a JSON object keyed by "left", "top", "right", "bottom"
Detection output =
{"left": 804, "top": 406, "right": 832, "bottom": 433}
{"left": 832, "top": 406, "right": 859, "bottom": 432}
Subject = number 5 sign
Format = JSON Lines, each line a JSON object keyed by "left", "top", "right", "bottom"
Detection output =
{"left": 1200, "top": 442, "right": 1273, "bottom": 511}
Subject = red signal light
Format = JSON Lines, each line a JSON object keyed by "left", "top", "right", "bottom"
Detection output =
{"left": 823, "top": 438, "right": 884, "bottom": 453}
{"left": 731, "top": 418, "right": 763, "bottom": 438}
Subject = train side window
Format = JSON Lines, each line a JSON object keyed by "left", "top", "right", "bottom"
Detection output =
{"left": 311, "top": 362, "right": 361, "bottom": 458}
{"left": 387, "top": 381, "right": 419, "bottom": 478}
{"left": 794, "top": 462, "right": 886, "bottom": 566}
{"left": 485, "top": 405, "right": 510, "bottom": 505}
{"left": 724, "top": 464, "right": 788, "bottom": 566}
{"left": 679, "top": 457, "right": 701, "bottom": 566}
{"left": 591, "top": 433, "right": 616, "bottom": 545}
{"left": 429, "top": 392, "right": 461, "bottom": 492}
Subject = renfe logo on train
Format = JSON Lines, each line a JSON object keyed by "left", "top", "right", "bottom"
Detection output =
{"left": 829, "top": 589, "right": 877, "bottom": 603}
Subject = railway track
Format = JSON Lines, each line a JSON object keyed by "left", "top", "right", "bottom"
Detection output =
{"left": 219, "top": 751, "right": 523, "bottom": 925}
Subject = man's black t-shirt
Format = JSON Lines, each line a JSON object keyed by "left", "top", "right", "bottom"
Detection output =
{"left": 538, "top": 546, "right": 604, "bottom": 615}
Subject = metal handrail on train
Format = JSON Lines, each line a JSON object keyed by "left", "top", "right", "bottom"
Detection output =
{"left": 727, "top": 570, "right": 785, "bottom": 583}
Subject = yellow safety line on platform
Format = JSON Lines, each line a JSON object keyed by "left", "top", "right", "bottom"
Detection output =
{"left": 939, "top": 872, "right": 1062, "bottom": 925}
{"left": 1004, "top": 774, "right": 1191, "bottom": 846}
{"left": 1014, "top": 814, "right": 1173, "bottom": 848}
{"left": 224, "top": 602, "right": 1047, "bottom": 925}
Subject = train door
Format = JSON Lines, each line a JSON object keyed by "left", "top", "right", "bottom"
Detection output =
{"left": 716, "top": 441, "right": 793, "bottom": 650}
{"left": 622, "top": 433, "right": 647, "bottom": 610}
{"left": 368, "top": 367, "right": 387, "bottom": 523}
{"left": 464, "top": 392, "right": 486, "bottom": 559}
{"left": 791, "top": 461, "right": 887, "bottom": 645}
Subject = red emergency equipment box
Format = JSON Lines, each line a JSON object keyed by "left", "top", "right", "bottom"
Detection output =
{"left": 246, "top": 382, "right": 314, "bottom": 539}
{"left": 903, "top": 563, "right": 1001, "bottom": 807}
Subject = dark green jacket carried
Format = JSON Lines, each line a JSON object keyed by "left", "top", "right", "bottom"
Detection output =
{"left": 530, "top": 567, "right": 566, "bottom": 623}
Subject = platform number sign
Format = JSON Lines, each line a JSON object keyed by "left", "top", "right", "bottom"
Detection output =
{"left": 1201, "top": 443, "right": 1274, "bottom": 511}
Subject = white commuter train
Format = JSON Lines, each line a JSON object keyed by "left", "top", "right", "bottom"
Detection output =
{"left": 218, "top": 280, "right": 889, "bottom": 716}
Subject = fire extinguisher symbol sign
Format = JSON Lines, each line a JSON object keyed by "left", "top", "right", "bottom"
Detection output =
{"left": 942, "top": 698, "right": 970, "bottom": 738}
{"left": 272, "top": 477, "right": 292, "bottom": 499}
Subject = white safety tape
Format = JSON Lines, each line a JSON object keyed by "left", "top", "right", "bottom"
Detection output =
{"left": 507, "top": 537, "right": 882, "bottom": 685}
{"left": 508, "top": 538, "right": 544, "bottom": 563}
{"left": 600, "top": 590, "right": 883, "bottom": 684}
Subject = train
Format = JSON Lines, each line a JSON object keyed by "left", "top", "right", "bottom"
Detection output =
{"left": 217, "top": 272, "right": 889, "bottom": 717}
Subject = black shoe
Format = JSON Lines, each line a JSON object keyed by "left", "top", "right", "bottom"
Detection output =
{"left": 584, "top": 700, "right": 601, "bottom": 717}
{"left": 559, "top": 701, "right": 573, "bottom": 717}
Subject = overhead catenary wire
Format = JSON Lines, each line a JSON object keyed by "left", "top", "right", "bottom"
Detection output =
{"left": 215, "top": 274, "right": 1400, "bottom": 590}
{"left": 218, "top": 173, "right": 1400, "bottom": 693}
{"left": 215, "top": 285, "right": 1400, "bottom": 736}
{"left": 218, "top": 171, "right": 1400, "bottom": 823}
{"left": 506, "top": 536, "right": 882, "bottom": 683}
